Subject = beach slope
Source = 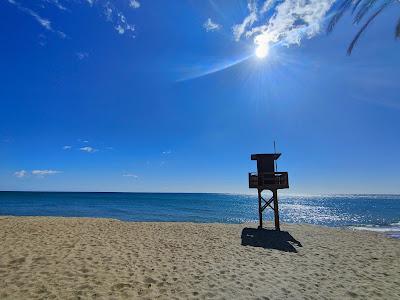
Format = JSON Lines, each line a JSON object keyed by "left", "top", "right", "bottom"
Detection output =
{"left": 0, "top": 217, "right": 399, "bottom": 299}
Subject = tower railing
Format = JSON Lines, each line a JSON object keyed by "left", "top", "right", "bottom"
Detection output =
{"left": 248, "top": 172, "right": 289, "bottom": 189}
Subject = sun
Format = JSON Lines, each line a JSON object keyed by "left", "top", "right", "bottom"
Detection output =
{"left": 255, "top": 44, "right": 269, "bottom": 59}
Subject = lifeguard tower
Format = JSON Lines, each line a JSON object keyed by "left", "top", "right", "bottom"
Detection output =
{"left": 249, "top": 153, "right": 289, "bottom": 231}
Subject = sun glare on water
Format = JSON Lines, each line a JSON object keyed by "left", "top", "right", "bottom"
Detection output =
{"left": 255, "top": 44, "right": 269, "bottom": 59}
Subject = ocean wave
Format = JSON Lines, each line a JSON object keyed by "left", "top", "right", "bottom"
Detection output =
{"left": 349, "top": 224, "right": 400, "bottom": 238}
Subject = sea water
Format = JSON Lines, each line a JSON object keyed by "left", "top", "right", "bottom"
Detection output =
{"left": 0, "top": 192, "right": 399, "bottom": 238}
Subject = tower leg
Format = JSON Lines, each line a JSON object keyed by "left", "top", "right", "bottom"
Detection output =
{"left": 273, "top": 189, "right": 280, "bottom": 231}
{"left": 258, "top": 189, "right": 263, "bottom": 229}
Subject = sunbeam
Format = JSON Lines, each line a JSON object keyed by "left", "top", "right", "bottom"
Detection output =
{"left": 176, "top": 53, "right": 253, "bottom": 82}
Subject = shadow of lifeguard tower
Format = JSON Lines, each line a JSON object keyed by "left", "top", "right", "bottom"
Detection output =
{"left": 249, "top": 153, "right": 289, "bottom": 231}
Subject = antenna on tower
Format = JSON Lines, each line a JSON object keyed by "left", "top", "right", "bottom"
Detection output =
{"left": 274, "top": 140, "right": 278, "bottom": 171}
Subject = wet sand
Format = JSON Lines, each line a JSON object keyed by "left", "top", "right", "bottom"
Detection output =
{"left": 0, "top": 216, "right": 399, "bottom": 299}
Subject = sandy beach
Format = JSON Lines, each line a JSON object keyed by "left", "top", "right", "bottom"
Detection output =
{"left": 0, "top": 217, "right": 399, "bottom": 299}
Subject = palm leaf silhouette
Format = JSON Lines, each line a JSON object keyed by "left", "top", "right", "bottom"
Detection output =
{"left": 347, "top": 2, "right": 391, "bottom": 54}
{"left": 328, "top": 0, "right": 399, "bottom": 54}
{"left": 327, "top": 0, "right": 354, "bottom": 33}
{"left": 352, "top": 0, "right": 365, "bottom": 14}
{"left": 354, "top": 0, "right": 379, "bottom": 24}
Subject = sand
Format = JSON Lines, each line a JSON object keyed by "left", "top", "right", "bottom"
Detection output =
{"left": 0, "top": 217, "right": 399, "bottom": 299}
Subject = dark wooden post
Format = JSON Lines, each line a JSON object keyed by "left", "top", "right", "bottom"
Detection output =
{"left": 258, "top": 189, "right": 263, "bottom": 229}
{"left": 273, "top": 189, "right": 280, "bottom": 231}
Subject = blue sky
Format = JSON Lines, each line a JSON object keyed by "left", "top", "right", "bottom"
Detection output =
{"left": 1, "top": 0, "right": 399, "bottom": 194}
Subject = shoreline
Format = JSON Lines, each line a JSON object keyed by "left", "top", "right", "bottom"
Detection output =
{"left": 1, "top": 216, "right": 399, "bottom": 299}
{"left": 1, "top": 214, "right": 399, "bottom": 239}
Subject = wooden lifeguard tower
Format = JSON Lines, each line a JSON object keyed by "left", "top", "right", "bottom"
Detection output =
{"left": 249, "top": 153, "right": 289, "bottom": 231}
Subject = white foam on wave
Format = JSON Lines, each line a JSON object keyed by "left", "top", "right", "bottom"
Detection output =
{"left": 350, "top": 223, "right": 400, "bottom": 236}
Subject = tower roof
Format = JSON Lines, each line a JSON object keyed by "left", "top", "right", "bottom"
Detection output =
{"left": 251, "top": 153, "right": 281, "bottom": 161}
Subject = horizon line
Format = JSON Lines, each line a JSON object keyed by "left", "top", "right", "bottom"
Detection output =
{"left": 1, "top": 190, "right": 400, "bottom": 197}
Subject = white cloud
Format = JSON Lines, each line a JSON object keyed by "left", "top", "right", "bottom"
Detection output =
{"left": 31, "top": 13, "right": 51, "bottom": 30}
{"left": 31, "top": 170, "right": 62, "bottom": 176}
{"left": 11, "top": 0, "right": 51, "bottom": 31}
{"left": 260, "top": 0, "right": 274, "bottom": 14}
{"left": 116, "top": 12, "right": 135, "bottom": 35}
{"left": 103, "top": 2, "right": 136, "bottom": 36}
{"left": 233, "top": 0, "right": 258, "bottom": 40}
{"left": 63, "top": 145, "right": 72, "bottom": 150}
{"left": 14, "top": 169, "right": 62, "bottom": 177}
{"left": 76, "top": 52, "right": 89, "bottom": 60}
{"left": 103, "top": 2, "right": 113, "bottom": 21}
{"left": 162, "top": 150, "right": 172, "bottom": 155}
{"left": 233, "top": 0, "right": 334, "bottom": 48}
{"left": 7, "top": 0, "right": 137, "bottom": 40}
{"left": 115, "top": 24, "right": 125, "bottom": 34}
{"left": 7, "top": 0, "right": 66, "bottom": 38}
{"left": 80, "top": 146, "right": 98, "bottom": 153}
{"left": 122, "top": 173, "right": 138, "bottom": 178}
{"left": 45, "top": 0, "right": 67, "bottom": 11}
{"left": 14, "top": 170, "right": 27, "bottom": 178}
{"left": 129, "top": 0, "right": 140, "bottom": 9}
{"left": 203, "top": 18, "right": 222, "bottom": 32}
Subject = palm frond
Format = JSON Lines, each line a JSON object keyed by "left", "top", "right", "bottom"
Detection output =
{"left": 352, "top": 0, "right": 365, "bottom": 14}
{"left": 396, "top": 18, "right": 400, "bottom": 38}
{"left": 354, "top": 0, "right": 379, "bottom": 24}
{"left": 328, "top": 0, "right": 399, "bottom": 54}
{"left": 347, "top": 2, "right": 391, "bottom": 54}
{"left": 327, "top": 0, "right": 353, "bottom": 33}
